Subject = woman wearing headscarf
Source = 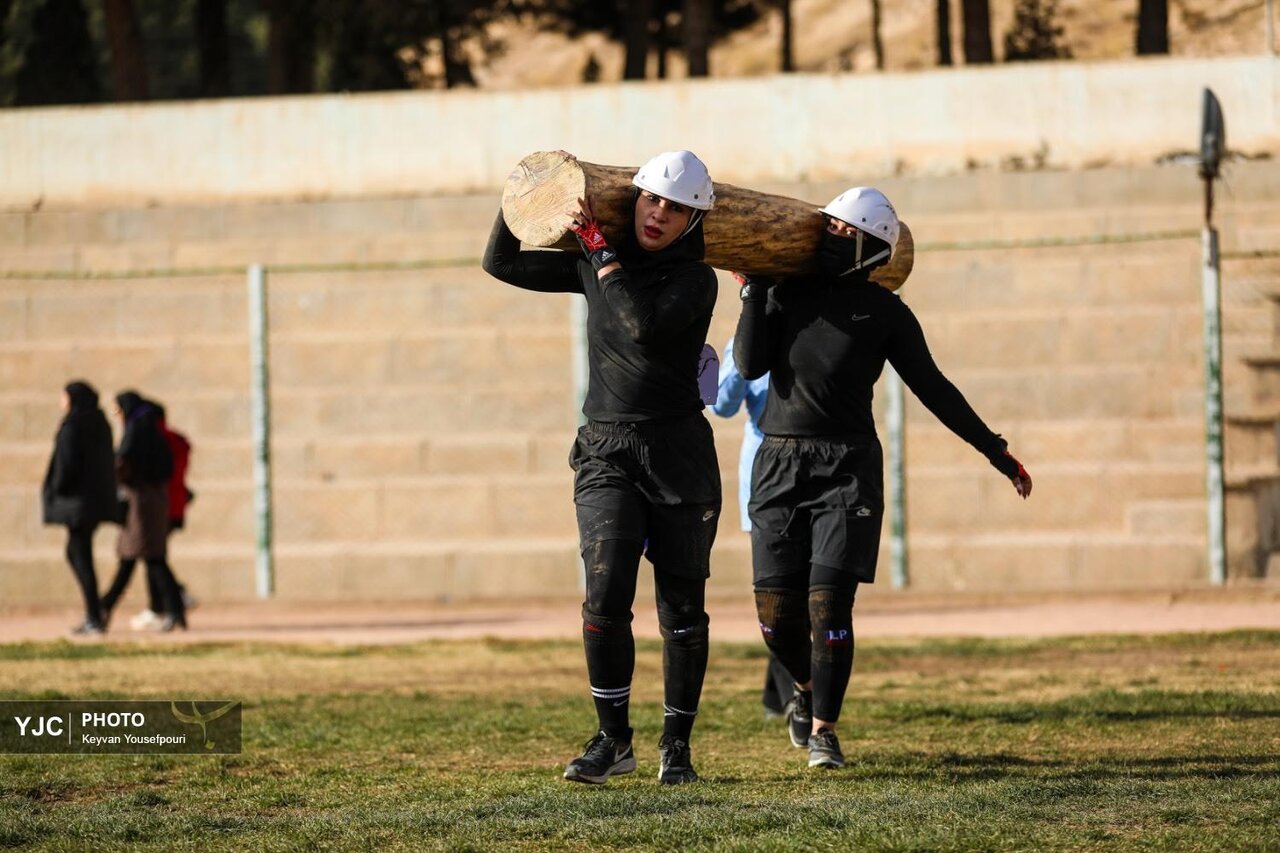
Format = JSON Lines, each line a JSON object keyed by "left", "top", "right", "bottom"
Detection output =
{"left": 734, "top": 188, "right": 1032, "bottom": 770}
{"left": 112, "top": 390, "right": 186, "bottom": 631}
{"left": 484, "top": 150, "right": 720, "bottom": 786}
{"left": 41, "top": 381, "right": 118, "bottom": 635}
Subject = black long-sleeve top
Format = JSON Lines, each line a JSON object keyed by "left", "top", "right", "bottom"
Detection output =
{"left": 734, "top": 273, "right": 1008, "bottom": 464}
{"left": 483, "top": 210, "right": 717, "bottom": 422}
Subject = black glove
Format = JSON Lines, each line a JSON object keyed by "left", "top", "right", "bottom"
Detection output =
{"left": 734, "top": 272, "right": 775, "bottom": 302}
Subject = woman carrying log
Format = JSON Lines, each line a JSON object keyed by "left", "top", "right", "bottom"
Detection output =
{"left": 733, "top": 187, "right": 1033, "bottom": 771}
{"left": 483, "top": 150, "right": 720, "bottom": 786}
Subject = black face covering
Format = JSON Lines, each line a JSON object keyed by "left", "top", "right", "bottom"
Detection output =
{"left": 816, "top": 230, "right": 890, "bottom": 279}
{"left": 816, "top": 231, "right": 861, "bottom": 278}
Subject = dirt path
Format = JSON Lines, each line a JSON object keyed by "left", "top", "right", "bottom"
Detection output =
{"left": 4, "top": 586, "right": 1279, "bottom": 646}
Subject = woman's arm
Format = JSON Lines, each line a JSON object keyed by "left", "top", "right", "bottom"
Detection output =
{"left": 481, "top": 210, "right": 584, "bottom": 294}
{"left": 733, "top": 275, "right": 777, "bottom": 380}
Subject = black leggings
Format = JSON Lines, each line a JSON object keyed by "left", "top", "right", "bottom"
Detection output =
{"left": 102, "top": 557, "right": 184, "bottom": 620}
{"left": 754, "top": 564, "right": 859, "bottom": 723}
{"left": 580, "top": 538, "right": 709, "bottom": 742}
{"left": 65, "top": 525, "right": 102, "bottom": 625}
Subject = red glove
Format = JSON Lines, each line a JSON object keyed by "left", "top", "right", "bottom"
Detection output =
{"left": 571, "top": 218, "right": 616, "bottom": 272}
{"left": 1001, "top": 451, "right": 1032, "bottom": 499}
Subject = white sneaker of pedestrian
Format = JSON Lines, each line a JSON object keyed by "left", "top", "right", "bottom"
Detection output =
{"left": 130, "top": 609, "right": 161, "bottom": 631}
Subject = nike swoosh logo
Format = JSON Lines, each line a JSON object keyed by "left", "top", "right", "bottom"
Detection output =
{"left": 612, "top": 699, "right": 628, "bottom": 707}
{"left": 851, "top": 314, "right": 871, "bottom": 321}
{"left": 702, "top": 510, "right": 716, "bottom": 521}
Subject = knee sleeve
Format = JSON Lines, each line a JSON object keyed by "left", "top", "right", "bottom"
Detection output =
{"left": 808, "top": 586, "right": 855, "bottom": 665}
{"left": 754, "top": 587, "right": 811, "bottom": 687}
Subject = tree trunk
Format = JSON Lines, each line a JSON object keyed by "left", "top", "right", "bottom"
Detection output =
{"left": 500, "top": 152, "right": 914, "bottom": 290}
{"left": 1135, "top": 0, "right": 1169, "bottom": 55}
{"left": 870, "top": 0, "right": 885, "bottom": 70}
{"left": 621, "top": 0, "right": 652, "bottom": 80}
{"left": 683, "top": 0, "right": 711, "bottom": 77}
{"left": 779, "top": 0, "right": 794, "bottom": 71}
{"left": 196, "top": 0, "right": 231, "bottom": 97}
{"left": 655, "top": 12, "right": 670, "bottom": 79}
{"left": 936, "top": 0, "right": 952, "bottom": 65}
{"left": 961, "top": 0, "right": 993, "bottom": 64}
{"left": 103, "top": 0, "right": 149, "bottom": 101}
{"left": 265, "top": 0, "right": 315, "bottom": 94}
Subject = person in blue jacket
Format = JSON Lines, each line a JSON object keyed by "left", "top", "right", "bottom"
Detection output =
{"left": 710, "top": 333, "right": 794, "bottom": 720}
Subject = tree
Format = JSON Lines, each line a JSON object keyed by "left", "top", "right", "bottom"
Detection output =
{"left": 683, "top": 0, "right": 711, "bottom": 76}
{"left": 527, "top": 0, "right": 760, "bottom": 81}
{"left": 103, "top": 0, "right": 149, "bottom": 99}
{"left": 196, "top": 0, "right": 230, "bottom": 96}
{"left": 620, "top": 0, "right": 651, "bottom": 79}
{"left": 1, "top": 0, "right": 103, "bottom": 106}
{"left": 1135, "top": 0, "right": 1168, "bottom": 55}
{"left": 778, "top": 0, "right": 793, "bottom": 71}
{"left": 870, "top": 0, "right": 884, "bottom": 70}
{"left": 936, "top": 0, "right": 952, "bottom": 66}
{"left": 264, "top": 0, "right": 314, "bottom": 94}
{"left": 1004, "top": 0, "right": 1070, "bottom": 61}
{"left": 961, "top": 0, "right": 993, "bottom": 64}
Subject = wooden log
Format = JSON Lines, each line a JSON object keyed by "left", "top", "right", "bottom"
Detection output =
{"left": 500, "top": 150, "right": 914, "bottom": 290}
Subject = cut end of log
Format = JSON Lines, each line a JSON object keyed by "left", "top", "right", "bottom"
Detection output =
{"left": 870, "top": 221, "right": 914, "bottom": 292}
{"left": 500, "top": 151, "right": 587, "bottom": 247}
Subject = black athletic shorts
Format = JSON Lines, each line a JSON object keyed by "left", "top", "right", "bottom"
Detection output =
{"left": 569, "top": 414, "right": 721, "bottom": 578}
{"left": 748, "top": 435, "right": 884, "bottom": 584}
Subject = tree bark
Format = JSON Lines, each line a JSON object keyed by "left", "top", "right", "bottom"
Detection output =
{"left": 779, "top": 0, "right": 794, "bottom": 71}
{"left": 103, "top": 0, "right": 149, "bottom": 101}
{"left": 961, "top": 0, "right": 993, "bottom": 64}
{"left": 500, "top": 152, "right": 914, "bottom": 290}
{"left": 1135, "top": 0, "right": 1169, "bottom": 55}
{"left": 936, "top": 0, "right": 952, "bottom": 65}
{"left": 265, "top": 0, "right": 315, "bottom": 94}
{"left": 870, "top": 0, "right": 885, "bottom": 70}
{"left": 196, "top": 0, "right": 231, "bottom": 97}
{"left": 683, "top": 0, "right": 711, "bottom": 77}
{"left": 621, "top": 0, "right": 652, "bottom": 80}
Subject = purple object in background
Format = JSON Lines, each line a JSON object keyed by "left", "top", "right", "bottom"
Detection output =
{"left": 698, "top": 344, "right": 719, "bottom": 405}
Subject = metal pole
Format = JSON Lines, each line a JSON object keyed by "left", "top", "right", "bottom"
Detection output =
{"left": 248, "top": 264, "right": 275, "bottom": 598}
{"left": 1201, "top": 229, "right": 1227, "bottom": 585}
{"left": 885, "top": 365, "right": 909, "bottom": 588}
{"left": 571, "top": 296, "right": 588, "bottom": 593}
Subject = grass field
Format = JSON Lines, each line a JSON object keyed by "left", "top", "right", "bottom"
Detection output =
{"left": 2, "top": 630, "right": 1279, "bottom": 850}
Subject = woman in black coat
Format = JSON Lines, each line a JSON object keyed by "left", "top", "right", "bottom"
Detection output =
{"left": 41, "top": 381, "right": 118, "bottom": 635}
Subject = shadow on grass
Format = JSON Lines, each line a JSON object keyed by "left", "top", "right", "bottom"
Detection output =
{"left": 831, "top": 750, "right": 1280, "bottom": 786}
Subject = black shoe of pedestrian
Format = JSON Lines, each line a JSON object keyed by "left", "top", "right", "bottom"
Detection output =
{"left": 159, "top": 613, "right": 187, "bottom": 632}
{"left": 808, "top": 729, "right": 845, "bottom": 769}
{"left": 657, "top": 735, "right": 698, "bottom": 785}
{"left": 563, "top": 731, "right": 636, "bottom": 785}
{"left": 785, "top": 688, "right": 813, "bottom": 748}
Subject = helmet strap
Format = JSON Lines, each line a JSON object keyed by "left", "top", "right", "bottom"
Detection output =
{"left": 679, "top": 209, "right": 704, "bottom": 239}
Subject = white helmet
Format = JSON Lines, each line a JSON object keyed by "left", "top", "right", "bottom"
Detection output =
{"left": 633, "top": 150, "right": 715, "bottom": 211}
{"left": 820, "top": 187, "right": 899, "bottom": 270}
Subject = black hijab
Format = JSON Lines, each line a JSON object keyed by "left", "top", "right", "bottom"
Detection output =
{"left": 65, "top": 380, "right": 99, "bottom": 414}
{"left": 614, "top": 189, "right": 708, "bottom": 276}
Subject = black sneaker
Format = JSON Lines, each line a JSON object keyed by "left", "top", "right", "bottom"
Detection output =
{"left": 657, "top": 735, "right": 698, "bottom": 785}
{"left": 563, "top": 731, "right": 636, "bottom": 785}
{"left": 785, "top": 688, "right": 812, "bottom": 748}
{"left": 808, "top": 729, "right": 845, "bottom": 769}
